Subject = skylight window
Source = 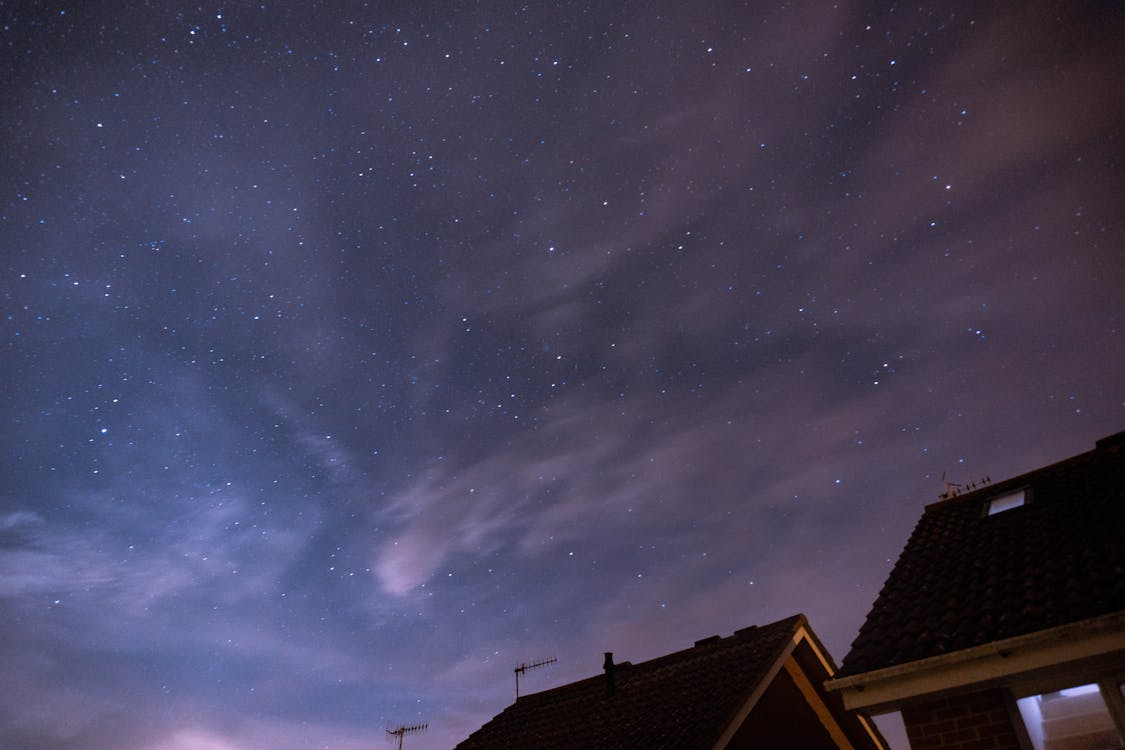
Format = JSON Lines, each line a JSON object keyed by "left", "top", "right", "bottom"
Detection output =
{"left": 987, "top": 489, "right": 1026, "bottom": 515}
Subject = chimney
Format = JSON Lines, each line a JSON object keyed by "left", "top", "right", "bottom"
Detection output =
{"left": 603, "top": 652, "right": 615, "bottom": 697}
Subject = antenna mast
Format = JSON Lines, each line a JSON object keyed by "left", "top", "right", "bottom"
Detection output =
{"left": 939, "top": 470, "right": 963, "bottom": 499}
{"left": 387, "top": 722, "right": 427, "bottom": 750}
{"left": 514, "top": 657, "right": 557, "bottom": 699}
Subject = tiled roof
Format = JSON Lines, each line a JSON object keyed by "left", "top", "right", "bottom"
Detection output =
{"left": 455, "top": 614, "right": 804, "bottom": 750}
{"left": 838, "top": 431, "right": 1125, "bottom": 677}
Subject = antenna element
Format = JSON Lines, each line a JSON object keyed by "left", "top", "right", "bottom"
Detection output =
{"left": 514, "top": 656, "right": 557, "bottom": 699}
{"left": 387, "top": 722, "right": 427, "bottom": 750}
{"left": 939, "top": 471, "right": 992, "bottom": 500}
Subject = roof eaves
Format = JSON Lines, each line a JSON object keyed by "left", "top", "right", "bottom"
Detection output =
{"left": 825, "top": 610, "right": 1125, "bottom": 712}
{"left": 921, "top": 435, "right": 1120, "bottom": 512}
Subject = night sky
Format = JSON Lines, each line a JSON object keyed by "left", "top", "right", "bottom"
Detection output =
{"left": 2, "top": 2, "right": 1123, "bottom": 748}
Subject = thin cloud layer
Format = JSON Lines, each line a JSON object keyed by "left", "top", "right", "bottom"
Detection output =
{"left": 1, "top": 2, "right": 1122, "bottom": 749}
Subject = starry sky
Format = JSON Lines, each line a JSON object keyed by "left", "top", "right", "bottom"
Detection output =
{"left": 2, "top": 2, "right": 1123, "bottom": 748}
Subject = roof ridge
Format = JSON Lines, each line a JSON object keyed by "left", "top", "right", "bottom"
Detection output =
{"left": 508, "top": 614, "right": 806, "bottom": 702}
{"left": 456, "top": 613, "right": 818, "bottom": 749}
{"left": 923, "top": 435, "right": 1120, "bottom": 510}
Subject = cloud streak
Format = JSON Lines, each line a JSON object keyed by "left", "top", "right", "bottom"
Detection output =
{"left": 1, "top": 3, "right": 1123, "bottom": 750}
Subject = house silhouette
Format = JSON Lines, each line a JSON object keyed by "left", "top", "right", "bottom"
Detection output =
{"left": 828, "top": 430, "right": 1125, "bottom": 749}
{"left": 456, "top": 613, "right": 886, "bottom": 749}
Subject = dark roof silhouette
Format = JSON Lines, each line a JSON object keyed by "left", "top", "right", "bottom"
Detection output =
{"left": 838, "top": 430, "right": 1125, "bottom": 678}
{"left": 456, "top": 614, "right": 884, "bottom": 750}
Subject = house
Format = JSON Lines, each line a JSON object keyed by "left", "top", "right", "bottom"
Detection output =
{"left": 455, "top": 613, "right": 886, "bottom": 749}
{"left": 826, "top": 431, "right": 1125, "bottom": 750}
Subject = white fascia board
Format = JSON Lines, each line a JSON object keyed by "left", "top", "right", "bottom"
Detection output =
{"left": 825, "top": 611, "right": 1125, "bottom": 713}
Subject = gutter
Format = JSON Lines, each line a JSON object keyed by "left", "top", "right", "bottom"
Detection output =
{"left": 825, "top": 610, "right": 1125, "bottom": 713}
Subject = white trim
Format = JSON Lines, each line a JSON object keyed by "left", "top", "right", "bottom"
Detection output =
{"left": 795, "top": 626, "right": 888, "bottom": 750}
{"left": 796, "top": 625, "right": 836, "bottom": 674}
{"left": 783, "top": 658, "right": 856, "bottom": 750}
{"left": 825, "top": 612, "right": 1125, "bottom": 713}
{"left": 1098, "top": 676, "right": 1125, "bottom": 742}
{"left": 1005, "top": 689, "right": 1035, "bottom": 750}
{"left": 710, "top": 633, "right": 796, "bottom": 750}
{"left": 712, "top": 627, "right": 888, "bottom": 750}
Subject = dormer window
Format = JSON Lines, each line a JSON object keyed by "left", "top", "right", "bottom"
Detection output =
{"left": 987, "top": 488, "right": 1026, "bottom": 515}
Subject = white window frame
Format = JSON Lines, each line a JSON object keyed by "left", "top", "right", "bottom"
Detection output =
{"left": 1008, "top": 673, "right": 1125, "bottom": 750}
{"left": 985, "top": 487, "right": 1028, "bottom": 516}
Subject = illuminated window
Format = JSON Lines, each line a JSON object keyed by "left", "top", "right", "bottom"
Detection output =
{"left": 1016, "top": 683, "right": 1121, "bottom": 750}
{"left": 987, "top": 489, "right": 1026, "bottom": 515}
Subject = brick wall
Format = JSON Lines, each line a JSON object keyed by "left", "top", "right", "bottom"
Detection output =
{"left": 901, "top": 689, "right": 1023, "bottom": 750}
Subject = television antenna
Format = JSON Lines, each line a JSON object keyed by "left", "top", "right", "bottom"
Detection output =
{"left": 939, "top": 471, "right": 963, "bottom": 499}
{"left": 387, "top": 722, "right": 427, "bottom": 750}
{"left": 514, "top": 656, "right": 557, "bottom": 699}
{"left": 939, "top": 471, "right": 991, "bottom": 500}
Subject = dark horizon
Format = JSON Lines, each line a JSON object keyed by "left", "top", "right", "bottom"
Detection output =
{"left": 2, "top": 2, "right": 1123, "bottom": 748}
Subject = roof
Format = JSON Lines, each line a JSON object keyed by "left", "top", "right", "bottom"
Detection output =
{"left": 838, "top": 430, "right": 1125, "bottom": 678}
{"left": 455, "top": 614, "right": 805, "bottom": 750}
